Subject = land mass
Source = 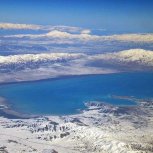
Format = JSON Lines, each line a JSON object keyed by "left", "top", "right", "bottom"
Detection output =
{"left": 0, "top": 49, "right": 153, "bottom": 84}
{"left": 0, "top": 96, "right": 153, "bottom": 153}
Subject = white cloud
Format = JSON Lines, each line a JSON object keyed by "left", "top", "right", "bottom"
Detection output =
{"left": 81, "top": 29, "right": 91, "bottom": 34}
{"left": 107, "top": 34, "right": 153, "bottom": 42}
{"left": 46, "top": 30, "right": 72, "bottom": 38}
{"left": 3, "top": 30, "right": 153, "bottom": 43}
{"left": 46, "top": 25, "right": 82, "bottom": 33}
{"left": 0, "top": 22, "right": 85, "bottom": 33}
{"left": 45, "top": 30, "right": 99, "bottom": 40}
{"left": 0, "top": 23, "right": 41, "bottom": 30}
{"left": 1, "top": 23, "right": 153, "bottom": 43}
{"left": 4, "top": 30, "right": 100, "bottom": 41}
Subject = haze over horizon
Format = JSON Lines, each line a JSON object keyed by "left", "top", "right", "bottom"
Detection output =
{"left": 0, "top": 0, "right": 153, "bottom": 33}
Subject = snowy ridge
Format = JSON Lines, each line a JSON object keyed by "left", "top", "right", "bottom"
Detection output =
{"left": 0, "top": 53, "right": 85, "bottom": 65}
{"left": 92, "top": 49, "right": 153, "bottom": 66}
{"left": 0, "top": 49, "right": 153, "bottom": 83}
{"left": 0, "top": 49, "right": 153, "bottom": 66}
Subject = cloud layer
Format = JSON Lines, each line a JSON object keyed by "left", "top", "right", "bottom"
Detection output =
{"left": 0, "top": 23, "right": 88, "bottom": 33}
{"left": 0, "top": 23, "right": 41, "bottom": 30}
{"left": 1, "top": 23, "right": 153, "bottom": 64}
{"left": 107, "top": 34, "right": 153, "bottom": 43}
{"left": 1, "top": 22, "right": 153, "bottom": 43}
{"left": 3, "top": 29, "right": 153, "bottom": 43}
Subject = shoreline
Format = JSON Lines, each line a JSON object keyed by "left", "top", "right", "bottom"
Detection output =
{"left": 0, "top": 72, "right": 152, "bottom": 119}
{"left": 0, "top": 95, "right": 152, "bottom": 152}
{"left": 0, "top": 95, "right": 86, "bottom": 119}
{"left": 0, "top": 94, "right": 141, "bottom": 119}
{"left": 0, "top": 97, "right": 37, "bottom": 119}
{"left": 0, "top": 72, "right": 118, "bottom": 86}
{"left": 0, "top": 71, "right": 152, "bottom": 86}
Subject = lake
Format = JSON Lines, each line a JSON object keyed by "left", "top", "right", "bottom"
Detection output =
{"left": 0, "top": 72, "right": 153, "bottom": 115}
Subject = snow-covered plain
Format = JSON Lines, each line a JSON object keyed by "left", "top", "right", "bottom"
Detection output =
{"left": 0, "top": 97, "right": 153, "bottom": 153}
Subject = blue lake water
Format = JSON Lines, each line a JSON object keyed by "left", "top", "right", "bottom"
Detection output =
{"left": 0, "top": 72, "right": 153, "bottom": 115}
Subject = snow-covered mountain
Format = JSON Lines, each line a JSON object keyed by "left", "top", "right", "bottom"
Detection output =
{"left": 1, "top": 49, "right": 153, "bottom": 67}
{"left": 0, "top": 53, "right": 85, "bottom": 65}
{"left": 91, "top": 49, "right": 153, "bottom": 67}
{"left": 0, "top": 49, "right": 153, "bottom": 82}
{"left": 0, "top": 53, "right": 85, "bottom": 72}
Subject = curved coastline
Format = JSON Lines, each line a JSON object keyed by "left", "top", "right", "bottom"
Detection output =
{"left": 0, "top": 96, "right": 37, "bottom": 119}
{"left": 0, "top": 72, "right": 153, "bottom": 119}
{"left": 0, "top": 94, "right": 138, "bottom": 119}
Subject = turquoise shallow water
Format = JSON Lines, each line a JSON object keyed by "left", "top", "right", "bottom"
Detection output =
{"left": 0, "top": 72, "right": 153, "bottom": 115}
